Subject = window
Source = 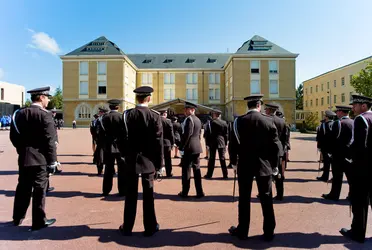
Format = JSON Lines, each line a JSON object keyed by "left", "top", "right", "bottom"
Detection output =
{"left": 98, "top": 81, "right": 106, "bottom": 95}
{"left": 350, "top": 92, "right": 353, "bottom": 102}
{"left": 250, "top": 80, "right": 260, "bottom": 94}
{"left": 341, "top": 93, "right": 345, "bottom": 103}
{"left": 164, "top": 73, "right": 175, "bottom": 84}
{"left": 209, "top": 88, "right": 220, "bottom": 100}
{"left": 142, "top": 59, "right": 152, "bottom": 63}
{"left": 341, "top": 77, "right": 345, "bottom": 86}
{"left": 142, "top": 73, "right": 153, "bottom": 85}
{"left": 164, "top": 89, "right": 175, "bottom": 100}
{"left": 316, "top": 98, "right": 318, "bottom": 106}
{"left": 0, "top": 88, "right": 3, "bottom": 100}
{"left": 321, "top": 97, "right": 324, "bottom": 106}
{"left": 334, "top": 80, "right": 336, "bottom": 87}
{"left": 78, "top": 105, "right": 91, "bottom": 119}
{"left": 186, "top": 88, "right": 198, "bottom": 100}
{"left": 305, "top": 100, "right": 308, "bottom": 107}
{"left": 163, "top": 59, "right": 173, "bottom": 63}
{"left": 208, "top": 73, "right": 220, "bottom": 84}
{"left": 79, "top": 81, "right": 88, "bottom": 95}
{"left": 310, "top": 87, "right": 312, "bottom": 94}
{"left": 186, "top": 73, "right": 198, "bottom": 84}
{"left": 186, "top": 58, "right": 195, "bottom": 63}
{"left": 79, "top": 62, "right": 88, "bottom": 75}
{"left": 269, "top": 61, "right": 278, "bottom": 73}
{"left": 207, "top": 58, "right": 216, "bottom": 63}
{"left": 327, "top": 96, "right": 330, "bottom": 104}
{"left": 310, "top": 100, "right": 313, "bottom": 107}
{"left": 97, "top": 62, "right": 106, "bottom": 75}
{"left": 327, "top": 82, "right": 330, "bottom": 89}
{"left": 321, "top": 83, "right": 324, "bottom": 91}
{"left": 269, "top": 80, "right": 278, "bottom": 94}
{"left": 316, "top": 85, "right": 318, "bottom": 92}
{"left": 334, "top": 95, "right": 337, "bottom": 103}
{"left": 250, "top": 60, "right": 259, "bottom": 74}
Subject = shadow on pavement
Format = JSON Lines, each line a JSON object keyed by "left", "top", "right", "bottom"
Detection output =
{"left": 293, "top": 136, "right": 317, "bottom": 141}
{"left": 0, "top": 223, "right": 368, "bottom": 249}
{"left": 58, "top": 154, "right": 92, "bottom": 157}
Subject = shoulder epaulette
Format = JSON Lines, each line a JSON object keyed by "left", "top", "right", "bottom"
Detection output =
{"left": 150, "top": 109, "right": 160, "bottom": 115}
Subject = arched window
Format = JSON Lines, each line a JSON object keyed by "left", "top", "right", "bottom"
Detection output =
{"left": 75, "top": 103, "right": 92, "bottom": 120}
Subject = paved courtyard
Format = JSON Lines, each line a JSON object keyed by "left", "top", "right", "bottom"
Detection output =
{"left": 0, "top": 129, "right": 371, "bottom": 249}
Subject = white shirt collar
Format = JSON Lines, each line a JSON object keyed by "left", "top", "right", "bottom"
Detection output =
{"left": 136, "top": 103, "right": 148, "bottom": 107}
{"left": 31, "top": 103, "right": 43, "bottom": 108}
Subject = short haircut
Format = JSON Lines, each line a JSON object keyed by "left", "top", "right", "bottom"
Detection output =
{"left": 109, "top": 104, "right": 119, "bottom": 110}
{"left": 247, "top": 101, "right": 260, "bottom": 109}
{"left": 30, "top": 95, "right": 41, "bottom": 102}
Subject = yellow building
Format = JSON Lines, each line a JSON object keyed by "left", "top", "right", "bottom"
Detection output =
{"left": 303, "top": 56, "right": 372, "bottom": 120}
{"left": 61, "top": 35, "right": 298, "bottom": 126}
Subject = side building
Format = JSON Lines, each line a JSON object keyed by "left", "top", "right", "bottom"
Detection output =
{"left": 0, "top": 81, "right": 25, "bottom": 116}
{"left": 61, "top": 35, "right": 298, "bottom": 126}
{"left": 303, "top": 56, "right": 372, "bottom": 120}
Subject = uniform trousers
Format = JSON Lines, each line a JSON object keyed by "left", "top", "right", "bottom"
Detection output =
{"left": 181, "top": 153, "right": 204, "bottom": 196}
{"left": 329, "top": 157, "right": 351, "bottom": 199}
{"left": 164, "top": 146, "right": 172, "bottom": 176}
{"left": 13, "top": 165, "right": 49, "bottom": 227}
{"left": 103, "top": 152, "right": 125, "bottom": 195}
{"left": 350, "top": 160, "right": 372, "bottom": 242}
{"left": 206, "top": 147, "right": 228, "bottom": 178}
{"left": 123, "top": 172, "right": 157, "bottom": 233}
{"left": 94, "top": 143, "right": 104, "bottom": 174}
{"left": 320, "top": 150, "right": 332, "bottom": 180}
{"left": 237, "top": 173, "right": 276, "bottom": 237}
{"left": 274, "top": 156, "right": 285, "bottom": 199}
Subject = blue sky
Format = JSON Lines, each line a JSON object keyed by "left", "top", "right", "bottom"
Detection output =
{"left": 0, "top": 0, "right": 371, "bottom": 96}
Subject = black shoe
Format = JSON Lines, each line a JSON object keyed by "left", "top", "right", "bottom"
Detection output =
{"left": 174, "top": 156, "right": 180, "bottom": 159}
{"left": 31, "top": 218, "right": 56, "bottom": 231}
{"left": 339, "top": 228, "right": 364, "bottom": 243}
{"left": 256, "top": 194, "right": 260, "bottom": 198}
{"left": 102, "top": 193, "right": 109, "bottom": 197}
{"left": 204, "top": 175, "right": 212, "bottom": 179}
{"left": 144, "top": 223, "right": 159, "bottom": 237}
{"left": 118, "top": 193, "right": 126, "bottom": 197}
{"left": 322, "top": 194, "right": 339, "bottom": 201}
{"left": 13, "top": 219, "right": 24, "bottom": 226}
{"left": 222, "top": 176, "right": 228, "bottom": 179}
{"left": 204, "top": 157, "right": 209, "bottom": 160}
{"left": 119, "top": 225, "right": 132, "bottom": 236}
{"left": 166, "top": 173, "right": 173, "bottom": 177}
{"left": 178, "top": 192, "right": 188, "bottom": 198}
{"left": 228, "top": 226, "right": 248, "bottom": 240}
{"left": 319, "top": 167, "right": 324, "bottom": 171}
{"left": 264, "top": 233, "right": 275, "bottom": 242}
{"left": 273, "top": 196, "right": 283, "bottom": 201}
{"left": 196, "top": 192, "right": 205, "bottom": 198}
{"left": 54, "top": 169, "right": 62, "bottom": 174}
{"left": 47, "top": 187, "right": 55, "bottom": 193}
{"left": 316, "top": 177, "right": 328, "bottom": 182}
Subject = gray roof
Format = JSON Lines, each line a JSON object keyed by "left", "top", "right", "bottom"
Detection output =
{"left": 235, "top": 35, "right": 296, "bottom": 56}
{"left": 151, "top": 98, "right": 216, "bottom": 112}
{"left": 127, "top": 54, "right": 231, "bottom": 69}
{"left": 65, "top": 36, "right": 125, "bottom": 56}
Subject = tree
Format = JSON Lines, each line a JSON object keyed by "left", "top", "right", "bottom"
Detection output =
{"left": 304, "top": 112, "right": 318, "bottom": 131}
{"left": 296, "top": 83, "right": 303, "bottom": 110}
{"left": 350, "top": 60, "right": 372, "bottom": 97}
{"left": 47, "top": 87, "right": 63, "bottom": 109}
{"left": 25, "top": 99, "right": 31, "bottom": 107}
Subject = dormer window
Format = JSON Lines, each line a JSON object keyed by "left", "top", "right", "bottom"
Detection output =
{"left": 186, "top": 58, "right": 195, "bottom": 63}
{"left": 163, "top": 59, "right": 173, "bottom": 63}
{"left": 207, "top": 58, "right": 216, "bottom": 63}
{"left": 143, "top": 59, "right": 152, "bottom": 63}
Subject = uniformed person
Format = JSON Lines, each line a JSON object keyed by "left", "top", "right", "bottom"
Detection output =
{"left": 119, "top": 86, "right": 163, "bottom": 237}
{"left": 276, "top": 111, "right": 291, "bottom": 170}
{"left": 101, "top": 99, "right": 126, "bottom": 196}
{"left": 159, "top": 109, "right": 175, "bottom": 177}
{"left": 340, "top": 95, "right": 372, "bottom": 243}
{"left": 264, "top": 103, "right": 286, "bottom": 201}
{"left": 94, "top": 107, "right": 109, "bottom": 175}
{"left": 9, "top": 86, "right": 57, "bottom": 231}
{"left": 203, "top": 118, "right": 211, "bottom": 160}
{"left": 172, "top": 117, "right": 182, "bottom": 158}
{"left": 178, "top": 102, "right": 205, "bottom": 198}
{"left": 228, "top": 94, "right": 280, "bottom": 241}
{"left": 316, "top": 110, "right": 336, "bottom": 182}
{"left": 204, "top": 109, "right": 228, "bottom": 179}
{"left": 322, "top": 105, "right": 353, "bottom": 201}
{"left": 90, "top": 114, "right": 99, "bottom": 156}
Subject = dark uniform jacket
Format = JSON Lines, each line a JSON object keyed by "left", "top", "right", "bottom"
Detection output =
{"left": 229, "top": 110, "right": 280, "bottom": 177}
{"left": 172, "top": 121, "right": 182, "bottom": 146}
{"left": 206, "top": 118, "right": 228, "bottom": 148}
{"left": 331, "top": 116, "right": 353, "bottom": 159}
{"left": 273, "top": 116, "right": 286, "bottom": 157}
{"left": 161, "top": 117, "right": 175, "bottom": 147}
{"left": 317, "top": 120, "right": 334, "bottom": 153}
{"left": 90, "top": 119, "right": 98, "bottom": 140}
{"left": 203, "top": 121, "right": 211, "bottom": 147}
{"left": 102, "top": 110, "right": 125, "bottom": 154}
{"left": 351, "top": 111, "right": 372, "bottom": 167}
{"left": 9, "top": 104, "right": 57, "bottom": 166}
{"left": 180, "top": 115, "right": 202, "bottom": 154}
{"left": 122, "top": 106, "right": 163, "bottom": 174}
{"left": 284, "top": 125, "right": 291, "bottom": 152}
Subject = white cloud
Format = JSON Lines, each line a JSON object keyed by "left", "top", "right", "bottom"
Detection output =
{"left": 0, "top": 68, "right": 4, "bottom": 79}
{"left": 27, "top": 29, "right": 61, "bottom": 56}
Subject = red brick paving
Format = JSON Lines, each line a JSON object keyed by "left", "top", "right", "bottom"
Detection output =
{"left": 0, "top": 129, "right": 371, "bottom": 249}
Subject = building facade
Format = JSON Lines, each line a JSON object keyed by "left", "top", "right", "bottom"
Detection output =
{"left": 0, "top": 81, "right": 25, "bottom": 106}
{"left": 61, "top": 35, "right": 298, "bottom": 126}
{"left": 303, "top": 56, "right": 371, "bottom": 120}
